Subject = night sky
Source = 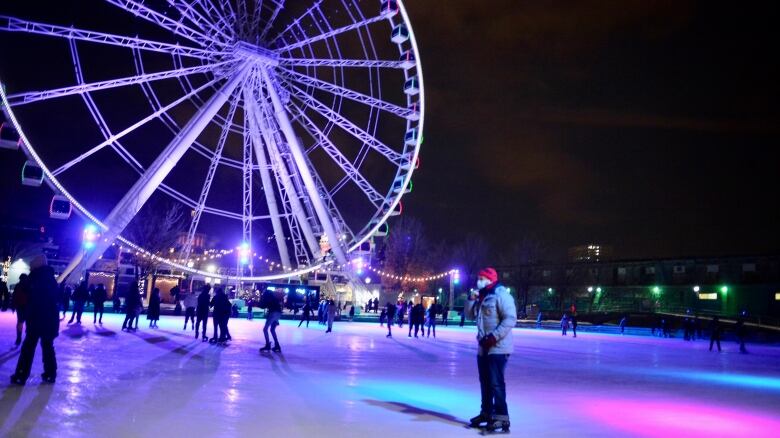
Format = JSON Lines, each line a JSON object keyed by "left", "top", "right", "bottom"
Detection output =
{"left": 1, "top": 1, "right": 779, "bottom": 261}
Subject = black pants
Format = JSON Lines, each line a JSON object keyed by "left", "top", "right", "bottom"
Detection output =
{"left": 298, "top": 312, "right": 310, "bottom": 327}
{"left": 69, "top": 301, "right": 85, "bottom": 323}
{"left": 427, "top": 320, "right": 436, "bottom": 337}
{"left": 93, "top": 304, "right": 104, "bottom": 323}
{"left": 572, "top": 324, "right": 577, "bottom": 337}
{"left": 409, "top": 323, "right": 421, "bottom": 337}
{"left": 212, "top": 316, "right": 221, "bottom": 339}
{"left": 477, "top": 354, "right": 509, "bottom": 421}
{"left": 219, "top": 319, "right": 229, "bottom": 341}
{"left": 15, "top": 333, "right": 56, "bottom": 379}
{"left": 263, "top": 314, "right": 280, "bottom": 345}
{"left": 122, "top": 313, "right": 135, "bottom": 329}
{"left": 195, "top": 314, "right": 208, "bottom": 337}
{"left": 709, "top": 334, "right": 721, "bottom": 351}
{"left": 184, "top": 307, "right": 195, "bottom": 329}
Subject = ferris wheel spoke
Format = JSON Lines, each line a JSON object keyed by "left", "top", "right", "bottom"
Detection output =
{"left": 254, "top": 89, "right": 322, "bottom": 259}
{"left": 241, "top": 89, "right": 254, "bottom": 255}
{"left": 275, "top": 13, "right": 386, "bottom": 53}
{"left": 286, "top": 83, "right": 403, "bottom": 165}
{"left": 191, "top": 0, "right": 235, "bottom": 34}
{"left": 7, "top": 60, "right": 234, "bottom": 106}
{"left": 258, "top": 0, "right": 287, "bottom": 41}
{"left": 0, "top": 16, "right": 215, "bottom": 60}
{"left": 280, "top": 68, "right": 415, "bottom": 119}
{"left": 267, "top": 0, "right": 322, "bottom": 45}
{"left": 261, "top": 67, "right": 348, "bottom": 265}
{"left": 105, "top": 0, "right": 226, "bottom": 48}
{"left": 51, "top": 69, "right": 235, "bottom": 177}
{"left": 166, "top": 0, "right": 233, "bottom": 42}
{"left": 244, "top": 85, "right": 293, "bottom": 269}
{"left": 287, "top": 101, "right": 384, "bottom": 207}
{"left": 278, "top": 58, "right": 405, "bottom": 68}
{"left": 181, "top": 85, "right": 243, "bottom": 261}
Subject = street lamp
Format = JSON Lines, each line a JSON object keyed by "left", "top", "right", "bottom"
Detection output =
{"left": 587, "top": 286, "right": 594, "bottom": 293}
{"left": 693, "top": 285, "right": 700, "bottom": 293}
{"left": 82, "top": 224, "right": 100, "bottom": 250}
{"left": 720, "top": 285, "right": 729, "bottom": 294}
{"left": 652, "top": 286, "right": 661, "bottom": 294}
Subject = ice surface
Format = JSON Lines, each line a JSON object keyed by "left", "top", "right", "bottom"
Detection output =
{"left": 1, "top": 312, "right": 779, "bottom": 437}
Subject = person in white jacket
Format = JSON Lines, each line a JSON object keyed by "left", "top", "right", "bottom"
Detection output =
{"left": 463, "top": 267, "right": 516, "bottom": 433}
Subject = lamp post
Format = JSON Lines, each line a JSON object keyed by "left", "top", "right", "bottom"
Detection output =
{"left": 81, "top": 224, "right": 100, "bottom": 281}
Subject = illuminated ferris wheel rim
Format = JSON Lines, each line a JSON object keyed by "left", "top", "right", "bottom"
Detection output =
{"left": 0, "top": 0, "right": 425, "bottom": 282}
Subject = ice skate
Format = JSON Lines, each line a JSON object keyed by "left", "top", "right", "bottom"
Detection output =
{"left": 481, "top": 420, "right": 510, "bottom": 435}
{"left": 209, "top": 337, "right": 218, "bottom": 344}
{"left": 40, "top": 373, "right": 56, "bottom": 384}
{"left": 10, "top": 374, "right": 27, "bottom": 385}
{"left": 272, "top": 343, "right": 281, "bottom": 353}
{"left": 259, "top": 342, "right": 271, "bottom": 352}
{"left": 468, "top": 414, "right": 489, "bottom": 428}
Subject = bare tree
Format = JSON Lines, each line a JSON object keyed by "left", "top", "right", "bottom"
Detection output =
{"left": 124, "top": 202, "right": 186, "bottom": 279}
{"left": 379, "top": 216, "right": 432, "bottom": 293}
{"left": 452, "top": 233, "right": 490, "bottom": 289}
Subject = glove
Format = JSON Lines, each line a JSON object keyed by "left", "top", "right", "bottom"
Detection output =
{"left": 479, "top": 334, "right": 497, "bottom": 350}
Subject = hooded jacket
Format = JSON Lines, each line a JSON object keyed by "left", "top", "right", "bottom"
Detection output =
{"left": 464, "top": 284, "right": 517, "bottom": 355}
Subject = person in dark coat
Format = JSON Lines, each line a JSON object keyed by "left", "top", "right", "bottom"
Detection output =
{"left": 349, "top": 305, "right": 355, "bottom": 322}
{"left": 398, "top": 301, "right": 406, "bottom": 328}
{"left": 409, "top": 302, "right": 424, "bottom": 338}
{"left": 259, "top": 289, "right": 283, "bottom": 352}
{"left": 0, "top": 280, "right": 9, "bottom": 312}
{"left": 68, "top": 281, "right": 89, "bottom": 324}
{"left": 11, "top": 255, "right": 60, "bottom": 385}
{"left": 325, "top": 299, "right": 337, "bottom": 333}
{"left": 112, "top": 292, "right": 121, "bottom": 314}
{"left": 427, "top": 302, "right": 438, "bottom": 338}
{"left": 442, "top": 305, "right": 450, "bottom": 326}
{"left": 91, "top": 284, "right": 107, "bottom": 324}
{"left": 12, "top": 274, "right": 30, "bottom": 346}
{"left": 59, "top": 283, "right": 71, "bottom": 318}
{"left": 570, "top": 313, "right": 578, "bottom": 338}
{"left": 195, "top": 286, "right": 211, "bottom": 341}
{"left": 709, "top": 316, "right": 722, "bottom": 352}
{"left": 298, "top": 300, "right": 312, "bottom": 328}
{"left": 536, "top": 311, "right": 543, "bottom": 329}
{"left": 122, "top": 284, "right": 140, "bottom": 331}
{"left": 561, "top": 313, "right": 569, "bottom": 336}
{"left": 619, "top": 315, "right": 628, "bottom": 335}
{"left": 209, "top": 287, "right": 231, "bottom": 344}
{"left": 147, "top": 288, "right": 161, "bottom": 328}
{"left": 736, "top": 313, "right": 748, "bottom": 354}
{"left": 386, "top": 301, "right": 396, "bottom": 338}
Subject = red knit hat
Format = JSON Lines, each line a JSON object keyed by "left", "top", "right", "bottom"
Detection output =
{"left": 477, "top": 267, "right": 498, "bottom": 284}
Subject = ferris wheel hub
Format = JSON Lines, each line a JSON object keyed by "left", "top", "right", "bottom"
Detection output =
{"left": 232, "top": 41, "right": 279, "bottom": 67}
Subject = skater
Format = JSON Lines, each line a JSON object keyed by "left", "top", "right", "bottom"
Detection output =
{"left": 112, "top": 292, "right": 121, "bottom": 313}
{"left": 121, "top": 285, "right": 140, "bottom": 331}
{"left": 464, "top": 267, "right": 516, "bottom": 433}
{"left": 683, "top": 310, "right": 693, "bottom": 341}
{"left": 246, "top": 297, "right": 254, "bottom": 320}
{"left": 91, "top": 284, "right": 107, "bottom": 324}
{"left": 379, "top": 308, "right": 387, "bottom": 327}
{"left": 709, "top": 316, "right": 722, "bottom": 352}
{"left": 398, "top": 300, "right": 406, "bottom": 328}
{"left": 570, "top": 313, "right": 578, "bottom": 338}
{"left": 536, "top": 311, "right": 543, "bottom": 329}
{"left": 68, "top": 281, "right": 89, "bottom": 324}
{"left": 317, "top": 300, "right": 325, "bottom": 325}
{"left": 619, "top": 315, "right": 628, "bottom": 335}
{"left": 11, "top": 255, "right": 59, "bottom": 385}
{"left": 183, "top": 291, "right": 197, "bottom": 330}
{"left": 326, "top": 299, "right": 337, "bottom": 333}
{"left": 736, "top": 313, "right": 748, "bottom": 353}
{"left": 0, "top": 280, "right": 8, "bottom": 312}
{"left": 349, "top": 305, "right": 355, "bottom": 322}
{"left": 298, "top": 300, "right": 312, "bottom": 328}
{"left": 385, "top": 301, "right": 396, "bottom": 338}
{"left": 442, "top": 305, "right": 450, "bottom": 326}
{"left": 409, "top": 301, "right": 424, "bottom": 338}
{"left": 59, "top": 283, "right": 71, "bottom": 318}
{"left": 460, "top": 307, "right": 466, "bottom": 327}
{"left": 147, "top": 288, "right": 161, "bottom": 328}
{"left": 210, "top": 287, "right": 231, "bottom": 343}
{"left": 660, "top": 318, "right": 669, "bottom": 338}
{"left": 560, "top": 313, "right": 569, "bottom": 336}
{"left": 195, "top": 286, "right": 211, "bottom": 341}
{"left": 427, "top": 300, "right": 437, "bottom": 338}
{"left": 373, "top": 297, "right": 379, "bottom": 313}
{"left": 12, "top": 274, "right": 30, "bottom": 346}
{"left": 258, "top": 289, "right": 282, "bottom": 353}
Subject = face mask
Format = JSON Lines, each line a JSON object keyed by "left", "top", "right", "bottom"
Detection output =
{"left": 476, "top": 279, "right": 490, "bottom": 289}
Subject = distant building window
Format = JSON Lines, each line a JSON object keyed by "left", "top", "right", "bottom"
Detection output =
{"left": 706, "top": 264, "right": 719, "bottom": 273}
{"left": 743, "top": 263, "right": 756, "bottom": 272}
{"left": 698, "top": 293, "right": 717, "bottom": 300}
{"left": 644, "top": 267, "right": 655, "bottom": 275}
{"left": 617, "top": 267, "right": 627, "bottom": 276}
{"left": 775, "top": 293, "right": 780, "bottom": 301}
{"left": 673, "top": 265, "right": 685, "bottom": 274}
{"left": 542, "top": 270, "right": 551, "bottom": 278}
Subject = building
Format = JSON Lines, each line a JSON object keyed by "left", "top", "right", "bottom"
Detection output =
{"left": 499, "top": 254, "right": 780, "bottom": 320}
{"left": 568, "top": 244, "right": 612, "bottom": 262}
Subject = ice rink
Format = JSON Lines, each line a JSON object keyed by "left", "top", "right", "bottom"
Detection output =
{"left": 1, "top": 311, "right": 779, "bottom": 437}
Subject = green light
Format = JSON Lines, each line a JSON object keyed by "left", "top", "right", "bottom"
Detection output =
{"left": 652, "top": 286, "right": 661, "bottom": 294}
{"left": 596, "top": 287, "right": 602, "bottom": 293}
{"left": 720, "top": 286, "right": 728, "bottom": 294}
{"left": 547, "top": 288, "right": 553, "bottom": 293}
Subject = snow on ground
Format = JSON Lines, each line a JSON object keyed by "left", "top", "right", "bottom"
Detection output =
{"left": 1, "top": 312, "right": 779, "bottom": 437}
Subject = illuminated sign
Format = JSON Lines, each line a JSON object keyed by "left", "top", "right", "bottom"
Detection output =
{"left": 698, "top": 293, "right": 717, "bottom": 300}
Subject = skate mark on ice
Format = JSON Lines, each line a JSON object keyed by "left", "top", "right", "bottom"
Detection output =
{"left": 0, "top": 349, "right": 20, "bottom": 366}
{"left": 363, "top": 399, "right": 467, "bottom": 427}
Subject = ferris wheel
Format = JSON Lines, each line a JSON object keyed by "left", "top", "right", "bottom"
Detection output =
{"left": 0, "top": 0, "right": 424, "bottom": 281}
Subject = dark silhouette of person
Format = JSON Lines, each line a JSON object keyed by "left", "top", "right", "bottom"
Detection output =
{"left": 147, "top": 287, "right": 161, "bottom": 328}
{"left": 210, "top": 287, "right": 231, "bottom": 343}
{"left": 259, "top": 289, "right": 282, "bottom": 352}
{"left": 570, "top": 313, "right": 578, "bottom": 338}
{"left": 195, "top": 286, "right": 211, "bottom": 341}
{"left": 386, "top": 301, "right": 396, "bottom": 338}
{"left": 709, "top": 316, "right": 722, "bottom": 352}
{"left": 298, "top": 300, "right": 311, "bottom": 327}
{"left": 12, "top": 274, "right": 30, "bottom": 346}
{"left": 536, "top": 311, "right": 543, "bottom": 329}
{"left": 619, "top": 315, "right": 628, "bottom": 335}
{"left": 68, "top": 281, "right": 89, "bottom": 324}
{"left": 442, "top": 305, "right": 450, "bottom": 326}
{"left": 561, "top": 313, "right": 568, "bottom": 336}
{"left": 59, "top": 283, "right": 71, "bottom": 317}
{"left": 0, "top": 280, "right": 9, "bottom": 312}
{"left": 121, "top": 284, "right": 140, "bottom": 331}
{"left": 736, "top": 313, "right": 748, "bottom": 354}
{"left": 427, "top": 301, "right": 438, "bottom": 338}
{"left": 112, "top": 291, "right": 121, "bottom": 313}
{"left": 373, "top": 297, "right": 379, "bottom": 313}
{"left": 409, "top": 302, "right": 424, "bottom": 338}
{"left": 11, "top": 255, "right": 59, "bottom": 385}
{"left": 91, "top": 284, "right": 107, "bottom": 324}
